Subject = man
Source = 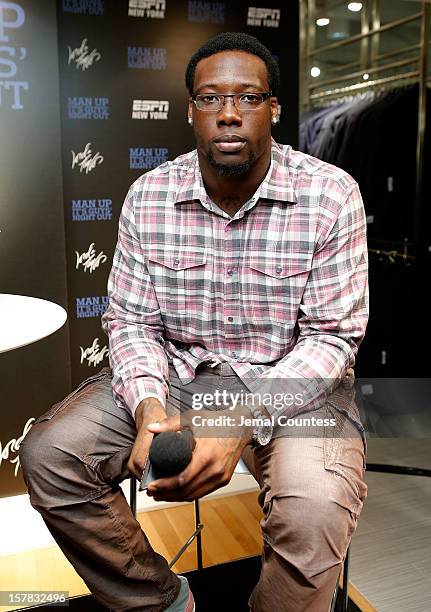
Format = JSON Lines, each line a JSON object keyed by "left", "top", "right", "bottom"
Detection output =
{"left": 20, "top": 33, "right": 368, "bottom": 612}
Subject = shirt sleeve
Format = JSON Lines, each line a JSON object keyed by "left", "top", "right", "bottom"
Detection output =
{"left": 255, "top": 181, "right": 369, "bottom": 418}
{"left": 101, "top": 184, "right": 169, "bottom": 420}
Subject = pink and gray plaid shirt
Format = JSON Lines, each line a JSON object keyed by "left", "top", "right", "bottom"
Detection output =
{"left": 102, "top": 139, "right": 368, "bottom": 427}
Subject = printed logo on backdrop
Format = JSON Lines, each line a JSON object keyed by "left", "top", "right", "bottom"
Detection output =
{"left": 247, "top": 7, "right": 280, "bottom": 28}
{"left": 188, "top": 1, "right": 224, "bottom": 24}
{"left": 68, "top": 97, "right": 109, "bottom": 119}
{"left": 128, "top": 0, "right": 166, "bottom": 19}
{"left": 80, "top": 337, "right": 109, "bottom": 367}
{"left": 130, "top": 147, "right": 169, "bottom": 169}
{"left": 72, "top": 198, "right": 112, "bottom": 221}
{"left": 68, "top": 38, "right": 101, "bottom": 71}
{"left": 76, "top": 295, "right": 109, "bottom": 318}
{"left": 0, "top": 2, "right": 28, "bottom": 109}
{"left": 76, "top": 242, "right": 107, "bottom": 273}
{"left": 128, "top": 47, "right": 166, "bottom": 70}
{"left": 0, "top": 418, "right": 34, "bottom": 477}
{"left": 63, "top": 0, "right": 104, "bottom": 15}
{"left": 132, "top": 100, "right": 169, "bottom": 120}
{"left": 71, "top": 142, "right": 104, "bottom": 174}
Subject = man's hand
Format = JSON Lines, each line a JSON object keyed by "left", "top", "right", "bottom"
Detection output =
{"left": 127, "top": 398, "right": 167, "bottom": 480}
{"left": 144, "top": 406, "right": 253, "bottom": 502}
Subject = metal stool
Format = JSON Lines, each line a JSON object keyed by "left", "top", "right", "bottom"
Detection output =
{"left": 129, "top": 458, "right": 256, "bottom": 569}
{"left": 129, "top": 479, "right": 204, "bottom": 569}
{"left": 129, "top": 462, "right": 351, "bottom": 611}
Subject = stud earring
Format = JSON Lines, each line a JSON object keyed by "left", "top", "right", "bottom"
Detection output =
{"left": 188, "top": 117, "right": 193, "bottom": 126}
{"left": 272, "top": 117, "right": 278, "bottom": 125}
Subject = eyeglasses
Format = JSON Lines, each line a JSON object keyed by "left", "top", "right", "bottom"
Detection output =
{"left": 191, "top": 91, "right": 272, "bottom": 112}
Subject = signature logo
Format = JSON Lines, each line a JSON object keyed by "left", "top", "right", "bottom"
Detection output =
{"left": 68, "top": 38, "right": 101, "bottom": 70}
{"left": 76, "top": 242, "right": 107, "bottom": 273}
{"left": 0, "top": 418, "right": 35, "bottom": 477}
{"left": 80, "top": 338, "right": 109, "bottom": 367}
{"left": 71, "top": 142, "right": 104, "bottom": 174}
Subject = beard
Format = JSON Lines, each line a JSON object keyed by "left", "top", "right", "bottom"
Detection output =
{"left": 207, "top": 147, "right": 255, "bottom": 177}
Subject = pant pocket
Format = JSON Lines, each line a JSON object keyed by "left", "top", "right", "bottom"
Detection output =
{"left": 323, "top": 411, "right": 368, "bottom": 519}
{"left": 33, "top": 368, "right": 112, "bottom": 424}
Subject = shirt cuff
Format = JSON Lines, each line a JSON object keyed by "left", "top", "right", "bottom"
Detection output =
{"left": 125, "top": 378, "right": 168, "bottom": 420}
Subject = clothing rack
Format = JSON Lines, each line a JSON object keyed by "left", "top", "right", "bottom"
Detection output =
{"left": 309, "top": 71, "right": 420, "bottom": 103}
{"left": 368, "top": 247, "right": 416, "bottom": 265}
{"left": 300, "top": 0, "right": 430, "bottom": 251}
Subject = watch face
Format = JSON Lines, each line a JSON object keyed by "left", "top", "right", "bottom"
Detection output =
{"left": 257, "top": 425, "right": 272, "bottom": 446}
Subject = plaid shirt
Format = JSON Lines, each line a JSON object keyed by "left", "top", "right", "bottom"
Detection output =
{"left": 102, "top": 139, "right": 368, "bottom": 430}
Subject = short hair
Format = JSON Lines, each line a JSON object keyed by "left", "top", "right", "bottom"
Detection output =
{"left": 185, "top": 32, "right": 280, "bottom": 97}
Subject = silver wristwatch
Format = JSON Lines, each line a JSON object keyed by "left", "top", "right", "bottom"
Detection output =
{"left": 249, "top": 405, "right": 273, "bottom": 447}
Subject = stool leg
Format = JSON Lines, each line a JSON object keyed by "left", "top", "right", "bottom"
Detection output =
{"left": 195, "top": 499, "right": 203, "bottom": 570}
{"left": 130, "top": 478, "right": 137, "bottom": 518}
{"left": 341, "top": 544, "right": 351, "bottom": 612}
{"left": 168, "top": 499, "right": 204, "bottom": 569}
{"left": 330, "top": 569, "right": 341, "bottom": 612}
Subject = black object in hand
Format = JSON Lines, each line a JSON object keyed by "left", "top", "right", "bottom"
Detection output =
{"left": 149, "top": 429, "right": 195, "bottom": 479}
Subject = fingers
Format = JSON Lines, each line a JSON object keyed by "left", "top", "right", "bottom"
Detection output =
{"left": 146, "top": 439, "right": 233, "bottom": 501}
{"left": 149, "top": 470, "right": 223, "bottom": 502}
{"left": 129, "top": 414, "right": 192, "bottom": 481}
{"left": 127, "top": 427, "right": 155, "bottom": 479}
{"left": 146, "top": 414, "right": 181, "bottom": 433}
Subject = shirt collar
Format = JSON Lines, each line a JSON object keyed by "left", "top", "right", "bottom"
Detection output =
{"left": 174, "top": 138, "right": 298, "bottom": 206}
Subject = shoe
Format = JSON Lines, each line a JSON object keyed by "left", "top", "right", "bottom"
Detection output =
{"left": 165, "top": 574, "right": 195, "bottom": 611}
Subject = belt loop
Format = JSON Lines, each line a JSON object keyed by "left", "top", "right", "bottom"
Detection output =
{"left": 221, "top": 363, "right": 232, "bottom": 376}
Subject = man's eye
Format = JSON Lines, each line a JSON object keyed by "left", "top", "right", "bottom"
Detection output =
{"left": 240, "top": 94, "right": 261, "bottom": 103}
{"left": 201, "top": 95, "right": 220, "bottom": 104}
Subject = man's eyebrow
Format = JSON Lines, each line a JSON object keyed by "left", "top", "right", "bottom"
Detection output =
{"left": 194, "top": 82, "right": 263, "bottom": 92}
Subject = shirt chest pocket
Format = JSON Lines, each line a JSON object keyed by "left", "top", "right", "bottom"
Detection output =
{"left": 147, "top": 249, "right": 208, "bottom": 315}
{"left": 246, "top": 254, "right": 313, "bottom": 325}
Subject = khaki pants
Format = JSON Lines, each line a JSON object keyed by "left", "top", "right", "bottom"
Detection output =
{"left": 19, "top": 364, "right": 367, "bottom": 612}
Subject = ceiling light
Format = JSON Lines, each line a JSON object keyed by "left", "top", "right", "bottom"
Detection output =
{"left": 348, "top": 2, "right": 363, "bottom": 11}
{"left": 316, "top": 17, "right": 330, "bottom": 26}
{"left": 311, "top": 66, "right": 321, "bottom": 78}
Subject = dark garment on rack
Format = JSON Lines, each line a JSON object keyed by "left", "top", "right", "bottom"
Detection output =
{"left": 338, "top": 88, "right": 418, "bottom": 242}
{"left": 301, "top": 85, "right": 431, "bottom": 381}
{"left": 299, "top": 105, "right": 341, "bottom": 154}
{"left": 315, "top": 93, "right": 377, "bottom": 163}
{"left": 311, "top": 101, "right": 354, "bottom": 158}
{"left": 304, "top": 85, "right": 431, "bottom": 244}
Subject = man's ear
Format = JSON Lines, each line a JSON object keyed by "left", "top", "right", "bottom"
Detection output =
{"left": 188, "top": 97, "right": 194, "bottom": 120}
{"left": 270, "top": 96, "right": 279, "bottom": 123}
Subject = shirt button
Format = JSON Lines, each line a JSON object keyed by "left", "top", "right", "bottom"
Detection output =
{"left": 227, "top": 316, "right": 234, "bottom": 322}
{"left": 174, "top": 258, "right": 180, "bottom": 266}
{"left": 227, "top": 269, "right": 233, "bottom": 276}
{"left": 231, "top": 351, "right": 238, "bottom": 358}
{"left": 275, "top": 265, "right": 283, "bottom": 274}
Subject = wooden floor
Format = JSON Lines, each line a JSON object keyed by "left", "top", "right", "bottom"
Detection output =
{"left": 0, "top": 492, "right": 262, "bottom": 612}
{"left": 0, "top": 490, "right": 373, "bottom": 612}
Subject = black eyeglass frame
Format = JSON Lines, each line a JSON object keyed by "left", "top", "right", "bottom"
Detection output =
{"left": 191, "top": 91, "right": 273, "bottom": 111}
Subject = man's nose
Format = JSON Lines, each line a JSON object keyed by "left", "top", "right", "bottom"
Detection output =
{"left": 216, "top": 97, "right": 242, "bottom": 125}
